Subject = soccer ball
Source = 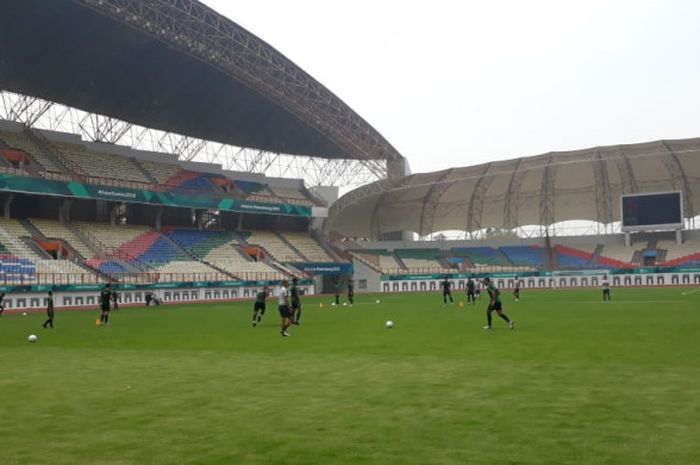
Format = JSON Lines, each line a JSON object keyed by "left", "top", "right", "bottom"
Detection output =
{"left": 22, "top": 312, "right": 27, "bottom": 317}
{"left": 376, "top": 299, "right": 381, "bottom": 304}
{"left": 343, "top": 302, "right": 348, "bottom": 307}
{"left": 385, "top": 320, "right": 394, "bottom": 329}
{"left": 28, "top": 334, "right": 37, "bottom": 343}
{"left": 331, "top": 302, "right": 336, "bottom": 306}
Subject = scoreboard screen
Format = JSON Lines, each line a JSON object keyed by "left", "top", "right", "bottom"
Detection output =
{"left": 621, "top": 192, "right": 683, "bottom": 231}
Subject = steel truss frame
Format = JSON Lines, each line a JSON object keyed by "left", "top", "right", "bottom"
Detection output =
{"left": 0, "top": 90, "right": 384, "bottom": 189}
{"left": 659, "top": 141, "right": 696, "bottom": 220}
{"left": 592, "top": 149, "right": 614, "bottom": 233}
{"left": 75, "top": 0, "right": 402, "bottom": 167}
{"left": 465, "top": 163, "right": 495, "bottom": 238}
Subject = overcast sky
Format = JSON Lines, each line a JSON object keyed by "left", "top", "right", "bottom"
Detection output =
{"left": 203, "top": 0, "right": 700, "bottom": 175}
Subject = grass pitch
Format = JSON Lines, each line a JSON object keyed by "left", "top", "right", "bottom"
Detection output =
{"left": 1, "top": 287, "right": 699, "bottom": 465}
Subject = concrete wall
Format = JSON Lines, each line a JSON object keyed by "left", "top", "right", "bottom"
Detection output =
{"left": 378, "top": 271, "right": 700, "bottom": 294}
{"left": 3, "top": 283, "right": 315, "bottom": 311}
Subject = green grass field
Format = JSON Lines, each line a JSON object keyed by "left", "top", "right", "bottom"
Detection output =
{"left": 1, "top": 287, "right": 699, "bottom": 465}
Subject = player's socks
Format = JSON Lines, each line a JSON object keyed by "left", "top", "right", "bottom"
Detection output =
{"left": 104, "top": 314, "right": 109, "bottom": 324}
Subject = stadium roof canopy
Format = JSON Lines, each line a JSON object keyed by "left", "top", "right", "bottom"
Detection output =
{"left": 0, "top": 0, "right": 401, "bottom": 162}
{"left": 326, "top": 138, "right": 700, "bottom": 237}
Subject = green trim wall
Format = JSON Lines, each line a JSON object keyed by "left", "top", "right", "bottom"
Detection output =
{"left": 0, "top": 279, "right": 313, "bottom": 294}
{"left": 0, "top": 173, "right": 311, "bottom": 217}
{"left": 381, "top": 267, "right": 700, "bottom": 281}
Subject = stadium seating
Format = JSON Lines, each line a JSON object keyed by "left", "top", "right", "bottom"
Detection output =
{"left": 0, "top": 218, "right": 43, "bottom": 260}
{"left": 52, "top": 141, "right": 150, "bottom": 184}
{"left": 246, "top": 230, "right": 303, "bottom": 262}
{"left": 29, "top": 218, "right": 94, "bottom": 259}
{"left": 164, "top": 170, "right": 220, "bottom": 192}
{"left": 0, "top": 255, "right": 36, "bottom": 283}
{"left": 351, "top": 249, "right": 403, "bottom": 273}
{"left": 0, "top": 130, "right": 64, "bottom": 173}
{"left": 451, "top": 247, "right": 507, "bottom": 267}
{"left": 657, "top": 240, "right": 700, "bottom": 267}
{"left": 268, "top": 185, "right": 312, "bottom": 206}
{"left": 166, "top": 228, "right": 286, "bottom": 279}
{"left": 138, "top": 159, "right": 182, "bottom": 185}
{"left": 596, "top": 244, "right": 636, "bottom": 269}
{"left": 395, "top": 248, "right": 452, "bottom": 272}
{"left": 279, "top": 232, "right": 333, "bottom": 262}
{"left": 554, "top": 244, "right": 595, "bottom": 269}
{"left": 500, "top": 245, "right": 545, "bottom": 267}
{"left": 234, "top": 180, "right": 277, "bottom": 203}
{"left": 0, "top": 218, "right": 102, "bottom": 284}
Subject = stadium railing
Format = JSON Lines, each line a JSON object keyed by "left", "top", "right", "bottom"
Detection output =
{"left": 3, "top": 271, "right": 290, "bottom": 286}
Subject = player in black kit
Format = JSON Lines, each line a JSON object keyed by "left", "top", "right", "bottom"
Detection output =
{"left": 441, "top": 277, "right": 453, "bottom": 304}
{"left": 42, "top": 291, "right": 55, "bottom": 328}
{"left": 347, "top": 279, "right": 354, "bottom": 307}
{"left": 99, "top": 284, "right": 112, "bottom": 325}
{"left": 252, "top": 286, "right": 268, "bottom": 327}
{"left": 291, "top": 278, "right": 302, "bottom": 324}
{"left": 466, "top": 278, "right": 476, "bottom": 304}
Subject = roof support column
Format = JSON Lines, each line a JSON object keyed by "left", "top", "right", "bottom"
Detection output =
{"left": 465, "top": 163, "right": 494, "bottom": 238}
{"left": 593, "top": 150, "right": 613, "bottom": 232}
{"left": 539, "top": 156, "right": 556, "bottom": 235}
{"left": 503, "top": 158, "right": 525, "bottom": 230}
{"left": 418, "top": 168, "right": 455, "bottom": 236}
{"left": 659, "top": 141, "right": 695, "bottom": 221}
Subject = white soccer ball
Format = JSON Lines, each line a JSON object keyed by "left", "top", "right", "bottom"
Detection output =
{"left": 22, "top": 312, "right": 27, "bottom": 316}
{"left": 376, "top": 299, "right": 381, "bottom": 304}
{"left": 28, "top": 334, "right": 37, "bottom": 343}
{"left": 385, "top": 320, "right": 394, "bottom": 329}
{"left": 331, "top": 302, "right": 336, "bottom": 306}
{"left": 343, "top": 302, "right": 348, "bottom": 307}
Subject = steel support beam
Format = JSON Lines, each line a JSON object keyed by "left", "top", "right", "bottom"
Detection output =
{"left": 418, "top": 168, "right": 456, "bottom": 235}
{"left": 0, "top": 90, "right": 384, "bottom": 189}
{"left": 76, "top": 0, "right": 403, "bottom": 164}
{"left": 539, "top": 155, "right": 556, "bottom": 233}
{"left": 503, "top": 158, "right": 525, "bottom": 229}
{"left": 592, "top": 149, "right": 613, "bottom": 226}
{"left": 613, "top": 146, "right": 638, "bottom": 194}
{"left": 465, "top": 163, "right": 494, "bottom": 236}
{"left": 659, "top": 141, "right": 695, "bottom": 220}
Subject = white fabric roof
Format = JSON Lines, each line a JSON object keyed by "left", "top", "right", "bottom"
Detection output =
{"left": 327, "top": 138, "right": 700, "bottom": 237}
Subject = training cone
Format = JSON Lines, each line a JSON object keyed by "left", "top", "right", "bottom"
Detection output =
{"left": 95, "top": 319, "right": 101, "bottom": 326}
{"left": 459, "top": 301, "right": 464, "bottom": 308}
{"left": 319, "top": 302, "right": 324, "bottom": 309}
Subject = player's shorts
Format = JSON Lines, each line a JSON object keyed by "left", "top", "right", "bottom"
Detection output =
{"left": 101, "top": 305, "right": 110, "bottom": 312}
{"left": 254, "top": 301, "right": 265, "bottom": 313}
{"left": 291, "top": 299, "right": 301, "bottom": 310}
{"left": 488, "top": 301, "right": 503, "bottom": 311}
{"left": 278, "top": 305, "right": 292, "bottom": 318}
{"left": 467, "top": 291, "right": 475, "bottom": 297}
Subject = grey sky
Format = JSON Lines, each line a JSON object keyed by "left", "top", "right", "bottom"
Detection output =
{"left": 203, "top": 0, "right": 700, "bottom": 176}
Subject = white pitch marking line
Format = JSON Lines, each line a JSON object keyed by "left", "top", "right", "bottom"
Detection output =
{"left": 681, "top": 289, "right": 700, "bottom": 296}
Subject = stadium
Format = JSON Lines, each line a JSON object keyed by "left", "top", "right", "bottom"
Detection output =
{"left": 1, "top": 1, "right": 698, "bottom": 465}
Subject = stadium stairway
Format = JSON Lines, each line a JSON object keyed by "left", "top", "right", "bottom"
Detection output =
{"left": 130, "top": 158, "right": 159, "bottom": 184}
{"left": 165, "top": 170, "right": 219, "bottom": 192}
{"left": 309, "top": 229, "right": 345, "bottom": 262}
{"left": 553, "top": 245, "right": 594, "bottom": 269}
{"left": 158, "top": 231, "right": 236, "bottom": 278}
{"left": 495, "top": 248, "right": 514, "bottom": 266}
{"left": 590, "top": 245, "right": 604, "bottom": 266}
{"left": 21, "top": 237, "right": 52, "bottom": 259}
{"left": 23, "top": 128, "right": 80, "bottom": 178}
{"left": 392, "top": 252, "right": 408, "bottom": 271}
{"left": 275, "top": 232, "right": 310, "bottom": 261}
